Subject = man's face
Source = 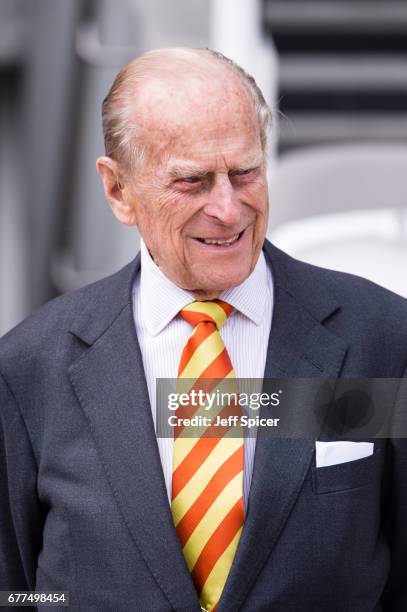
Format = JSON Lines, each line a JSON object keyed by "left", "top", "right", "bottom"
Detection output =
{"left": 124, "top": 78, "right": 269, "bottom": 299}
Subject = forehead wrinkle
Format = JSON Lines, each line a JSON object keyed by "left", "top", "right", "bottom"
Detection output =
{"left": 152, "top": 131, "right": 261, "bottom": 174}
{"left": 143, "top": 102, "right": 250, "bottom": 142}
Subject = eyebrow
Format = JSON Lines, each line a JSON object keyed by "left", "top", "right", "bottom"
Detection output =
{"left": 167, "top": 155, "right": 264, "bottom": 179}
{"left": 168, "top": 164, "right": 208, "bottom": 179}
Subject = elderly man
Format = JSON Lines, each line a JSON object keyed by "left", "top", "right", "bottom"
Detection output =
{"left": 1, "top": 47, "right": 407, "bottom": 612}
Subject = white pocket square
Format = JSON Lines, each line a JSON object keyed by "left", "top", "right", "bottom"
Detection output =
{"left": 315, "top": 441, "right": 374, "bottom": 468}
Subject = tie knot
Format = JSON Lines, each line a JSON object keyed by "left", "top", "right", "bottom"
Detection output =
{"left": 180, "top": 299, "right": 233, "bottom": 330}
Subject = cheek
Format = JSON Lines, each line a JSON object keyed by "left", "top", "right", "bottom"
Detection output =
{"left": 161, "top": 193, "right": 203, "bottom": 236}
{"left": 136, "top": 189, "right": 177, "bottom": 230}
{"left": 240, "top": 181, "right": 268, "bottom": 214}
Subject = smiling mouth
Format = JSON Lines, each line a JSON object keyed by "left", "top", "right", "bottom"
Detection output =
{"left": 195, "top": 230, "right": 244, "bottom": 246}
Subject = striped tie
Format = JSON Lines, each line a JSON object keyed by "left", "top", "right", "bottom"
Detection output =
{"left": 171, "top": 300, "right": 244, "bottom": 612}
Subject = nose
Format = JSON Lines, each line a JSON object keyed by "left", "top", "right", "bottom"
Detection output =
{"left": 203, "top": 174, "right": 241, "bottom": 226}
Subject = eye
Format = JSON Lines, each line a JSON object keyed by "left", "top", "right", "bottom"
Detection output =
{"left": 230, "top": 168, "right": 255, "bottom": 178}
{"left": 180, "top": 176, "right": 202, "bottom": 184}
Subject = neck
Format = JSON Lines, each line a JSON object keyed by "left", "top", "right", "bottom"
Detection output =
{"left": 192, "top": 289, "right": 221, "bottom": 301}
{"left": 145, "top": 242, "right": 223, "bottom": 301}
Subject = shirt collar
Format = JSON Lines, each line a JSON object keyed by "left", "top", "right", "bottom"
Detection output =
{"left": 138, "top": 238, "right": 270, "bottom": 336}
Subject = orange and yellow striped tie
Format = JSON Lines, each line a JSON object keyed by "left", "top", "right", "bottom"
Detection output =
{"left": 171, "top": 300, "right": 244, "bottom": 612}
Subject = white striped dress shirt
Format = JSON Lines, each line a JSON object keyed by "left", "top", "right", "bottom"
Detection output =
{"left": 132, "top": 239, "right": 274, "bottom": 513}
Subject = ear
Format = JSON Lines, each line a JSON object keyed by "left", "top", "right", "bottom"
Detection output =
{"left": 96, "top": 156, "right": 138, "bottom": 226}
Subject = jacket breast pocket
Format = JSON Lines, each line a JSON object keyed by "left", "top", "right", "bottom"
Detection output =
{"left": 311, "top": 449, "right": 382, "bottom": 494}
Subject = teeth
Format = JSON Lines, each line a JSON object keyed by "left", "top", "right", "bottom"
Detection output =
{"left": 202, "top": 234, "right": 239, "bottom": 245}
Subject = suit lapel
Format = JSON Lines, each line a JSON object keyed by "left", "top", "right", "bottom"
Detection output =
{"left": 68, "top": 257, "right": 200, "bottom": 612}
{"left": 217, "top": 242, "right": 349, "bottom": 611}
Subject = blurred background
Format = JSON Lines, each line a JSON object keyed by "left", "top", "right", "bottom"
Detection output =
{"left": 1, "top": 0, "right": 407, "bottom": 336}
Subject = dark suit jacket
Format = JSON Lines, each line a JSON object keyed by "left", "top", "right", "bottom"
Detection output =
{"left": 1, "top": 240, "right": 407, "bottom": 611}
